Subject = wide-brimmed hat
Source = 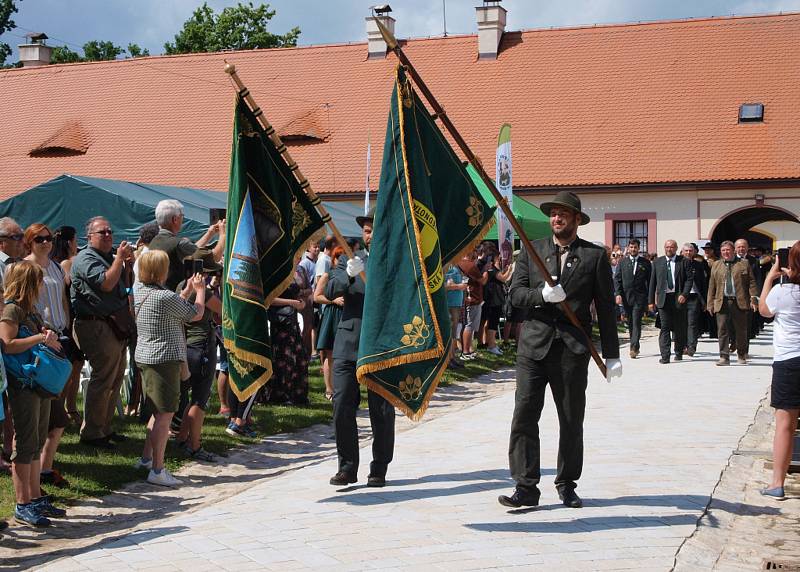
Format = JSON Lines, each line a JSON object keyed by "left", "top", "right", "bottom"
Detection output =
{"left": 190, "top": 248, "right": 223, "bottom": 273}
{"left": 356, "top": 206, "right": 376, "bottom": 228}
{"left": 702, "top": 241, "right": 715, "bottom": 250}
{"left": 539, "top": 191, "right": 590, "bottom": 225}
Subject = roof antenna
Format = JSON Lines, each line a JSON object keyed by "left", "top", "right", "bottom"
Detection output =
{"left": 443, "top": 0, "right": 448, "bottom": 37}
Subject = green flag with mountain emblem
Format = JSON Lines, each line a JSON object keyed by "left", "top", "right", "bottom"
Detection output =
{"left": 356, "top": 65, "right": 495, "bottom": 420}
{"left": 223, "top": 97, "right": 326, "bottom": 400}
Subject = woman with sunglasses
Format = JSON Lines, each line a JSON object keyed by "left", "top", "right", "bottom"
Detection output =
{"left": 23, "top": 224, "right": 73, "bottom": 491}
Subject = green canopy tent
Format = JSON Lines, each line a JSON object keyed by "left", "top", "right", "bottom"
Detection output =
{"left": 466, "top": 164, "right": 551, "bottom": 241}
{"left": 0, "top": 174, "right": 227, "bottom": 244}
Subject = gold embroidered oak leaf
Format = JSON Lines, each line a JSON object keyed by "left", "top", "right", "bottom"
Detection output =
{"left": 466, "top": 195, "right": 484, "bottom": 227}
{"left": 399, "top": 375, "right": 423, "bottom": 401}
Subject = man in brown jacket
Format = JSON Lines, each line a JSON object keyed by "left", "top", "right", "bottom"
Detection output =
{"left": 707, "top": 240, "right": 758, "bottom": 365}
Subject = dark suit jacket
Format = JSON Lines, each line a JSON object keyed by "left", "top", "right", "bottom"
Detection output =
{"left": 648, "top": 255, "right": 694, "bottom": 308}
{"left": 326, "top": 251, "right": 367, "bottom": 361}
{"left": 509, "top": 236, "right": 619, "bottom": 360}
{"left": 742, "top": 254, "right": 763, "bottom": 290}
{"left": 689, "top": 258, "right": 708, "bottom": 308}
{"left": 613, "top": 256, "right": 651, "bottom": 307}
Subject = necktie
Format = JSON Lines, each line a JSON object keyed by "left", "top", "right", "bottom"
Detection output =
{"left": 558, "top": 246, "right": 569, "bottom": 278}
{"left": 666, "top": 258, "right": 674, "bottom": 290}
{"left": 725, "top": 261, "right": 734, "bottom": 296}
{"left": 631, "top": 256, "right": 637, "bottom": 275}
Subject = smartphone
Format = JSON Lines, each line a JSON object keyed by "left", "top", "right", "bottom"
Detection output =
{"left": 778, "top": 248, "right": 789, "bottom": 269}
{"left": 210, "top": 208, "right": 226, "bottom": 225}
{"left": 184, "top": 259, "right": 204, "bottom": 277}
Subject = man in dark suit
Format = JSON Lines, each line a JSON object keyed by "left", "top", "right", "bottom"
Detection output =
{"left": 681, "top": 243, "right": 708, "bottom": 357}
{"left": 648, "top": 239, "right": 694, "bottom": 364}
{"left": 326, "top": 208, "right": 395, "bottom": 488}
{"left": 614, "top": 238, "right": 651, "bottom": 358}
{"left": 499, "top": 191, "right": 621, "bottom": 510}
{"left": 735, "top": 238, "right": 763, "bottom": 342}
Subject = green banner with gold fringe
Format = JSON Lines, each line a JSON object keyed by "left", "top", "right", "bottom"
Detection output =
{"left": 356, "top": 65, "right": 495, "bottom": 420}
{"left": 222, "top": 97, "right": 325, "bottom": 400}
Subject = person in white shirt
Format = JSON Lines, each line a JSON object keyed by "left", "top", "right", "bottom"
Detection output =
{"left": 758, "top": 241, "right": 800, "bottom": 500}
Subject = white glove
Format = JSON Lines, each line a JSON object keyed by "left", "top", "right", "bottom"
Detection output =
{"left": 542, "top": 282, "right": 566, "bottom": 303}
{"left": 605, "top": 358, "right": 622, "bottom": 383}
{"left": 346, "top": 256, "right": 365, "bottom": 278}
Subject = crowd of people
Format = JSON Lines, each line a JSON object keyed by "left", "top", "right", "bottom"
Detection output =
{"left": 0, "top": 190, "right": 796, "bottom": 533}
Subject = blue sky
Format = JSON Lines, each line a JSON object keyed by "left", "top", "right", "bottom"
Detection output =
{"left": 4, "top": 0, "right": 800, "bottom": 60}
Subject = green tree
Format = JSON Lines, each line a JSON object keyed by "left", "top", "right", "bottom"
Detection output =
{"left": 126, "top": 43, "right": 149, "bottom": 58}
{"left": 82, "top": 39, "right": 123, "bottom": 61}
{"left": 164, "top": 2, "right": 299, "bottom": 54}
{"left": 50, "top": 45, "right": 81, "bottom": 64}
{"left": 0, "top": 0, "right": 20, "bottom": 66}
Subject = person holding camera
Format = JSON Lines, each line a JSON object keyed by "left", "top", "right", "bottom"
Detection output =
{"left": 71, "top": 217, "right": 135, "bottom": 449}
{"left": 0, "top": 261, "right": 67, "bottom": 527}
{"left": 133, "top": 250, "right": 205, "bottom": 487}
{"left": 174, "top": 251, "right": 223, "bottom": 462}
{"left": 758, "top": 242, "right": 800, "bottom": 500}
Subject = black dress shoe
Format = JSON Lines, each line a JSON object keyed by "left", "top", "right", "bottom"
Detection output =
{"left": 108, "top": 432, "right": 128, "bottom": 443}
{"left": 658, "top": 358, "right": 670, "bottom": 364}
{"left": 674, "top": 354, "right": 683, "bottom": 361}
{"left": 498, "top": 488, "right": 539, "bottom": 508}
{"left": 367, "top": 474, "right": 386, "bottom": 487}
{"left": 558, "top": 489, "right": 583, "bottom": 508}
{"left": 329, "top": 471, "right": 357, "bottom": 486}
{"left": 80, "top": 437, "right": 115, "bottom": 450}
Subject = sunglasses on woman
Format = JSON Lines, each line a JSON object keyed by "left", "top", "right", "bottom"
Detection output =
{"left": 33, "top": 235, "right": 53, "bottom": 244}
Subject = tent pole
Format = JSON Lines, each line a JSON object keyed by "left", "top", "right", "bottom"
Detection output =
{"left": 373, "top": 20, "right": 606, "bottom": 377}
{"left": 224, "top": 63, "right": 365, "bottom": 281}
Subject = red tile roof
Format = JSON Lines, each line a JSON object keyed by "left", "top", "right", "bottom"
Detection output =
{"left": 1, "top": 13, "right": 799, "bottom": 201}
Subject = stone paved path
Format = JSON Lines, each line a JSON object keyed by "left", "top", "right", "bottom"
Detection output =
{"left": 5, "top": 329, "right": 782, "bottom": 571}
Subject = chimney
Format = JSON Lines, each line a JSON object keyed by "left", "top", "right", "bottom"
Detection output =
{"left": 366, "top": 5, "right": 395, "bottom": 59}
{"left": 18, "top": 32, "right": 52, "bottom": 67}
{"left": 476, "top": 0, "right": 507, "bottom": 59}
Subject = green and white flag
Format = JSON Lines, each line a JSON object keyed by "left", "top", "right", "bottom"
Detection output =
{"left": 356, "top": 65, "right": 495, "bottom": 420}
{"left": 496, "top": 123, "right": 514, "bottom": 267}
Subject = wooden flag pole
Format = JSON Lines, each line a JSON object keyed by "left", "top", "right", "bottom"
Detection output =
{"left": 373, "top": 20, "right": 606, "bottom": 376}
{"left": 224, "top": 63, "right": 365, "bottom": 281}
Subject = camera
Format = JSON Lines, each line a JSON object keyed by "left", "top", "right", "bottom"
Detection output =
{"left": 183, "top": 259, "right": 204, "bottom": 277}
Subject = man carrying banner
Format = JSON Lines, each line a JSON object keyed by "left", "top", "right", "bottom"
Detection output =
{"left": 327, "top": 208, "right": 395, "bottom": 488}
{"left": 499, "top": 191, "right": 622, "bottom": 509}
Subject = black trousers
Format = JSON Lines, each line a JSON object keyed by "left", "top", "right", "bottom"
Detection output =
{"left": 623, "top": 302, "right": 645, "bottom": 351}
{"left": 332, "top": 359, "right": 395, "bottom": 477}
{"left": 685, "top": 294, "right": 703, "bottom": 352}
{"left": 657, "top": 294, "right": 687, "bottom": 360}
{"left": 717, "top": 299, "right": 749, "bottom": 358}
{"left": 509, "top": 341, "right": 589, "bottom": 496}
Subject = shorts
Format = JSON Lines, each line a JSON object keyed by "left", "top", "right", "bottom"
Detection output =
{"left": 7, "top": 376, "right": 50, "bottom": 464}
{"left": 48, "top": 395, "right": 70, "bottom": 431}
{"left": 141, "top": 361, "right": 182, "bottom": 413}
{"left": 771, "top": 355, "right": 800, "bottom": 409}
{"left": 482, "top": 305, "right": 502, "bottom": 331}
{"left": 185, "top": 343, "right": 217, "bottom": 410}
{"left": 463, "top": 303, "right": 482, "bottom": 332}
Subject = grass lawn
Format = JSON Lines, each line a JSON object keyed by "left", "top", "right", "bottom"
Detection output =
{"left": 0, "top": 348, "right": 516, "bottom": 519}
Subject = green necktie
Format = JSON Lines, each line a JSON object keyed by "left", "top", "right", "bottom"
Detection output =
{"left": 666, "top": 259, "right": 674, "bottom": 290}
{"left": 725, "top": 262, "right": 734, "bottom": 296}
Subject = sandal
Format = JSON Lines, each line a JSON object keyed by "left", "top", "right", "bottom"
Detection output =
{"left": 325, "top": 391, "right": 334, "bottom": 401}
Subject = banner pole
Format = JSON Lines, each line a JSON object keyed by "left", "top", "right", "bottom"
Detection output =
{"left": 224, "top": 63, "right": 365, "bottom": 282}
{"left": 373, "top": 20, "right": 606, "bottom": 376}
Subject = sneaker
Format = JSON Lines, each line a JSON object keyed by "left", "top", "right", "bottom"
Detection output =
{"left": 448, "top": 359, "right": 465, "bottom": 369}
{"left": 134, "top": 457, "right": 153, "bottom": 470}
{"left": 189, "top": 447, "right": 218, "bottom": 463}
{"left": 14, "top": 503, "right": 51, "bottom": 527}
{"left": 32, "top": 496, "right": 67, "bottom": 518}
{"left": 461, "top": 352, "right": 476, "bottom": 361}
{"left": 487, "top": 346, "right": 503, "bottom": 356}
{"left": 147, "top": 469, "right": 181, "bottom": 487}
{"left": 225, "top": 421, "right": 245, "bottom": 438}
{"left": 241, "top": 424, "right": 258, "bottom": 438}
{"left": 760, "top": 486, "right": 785, "bottom": 500}
{"left": 40, "top": 469, "right": 69, "bottom": 488}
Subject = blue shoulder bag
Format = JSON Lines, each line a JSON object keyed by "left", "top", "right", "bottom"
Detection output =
{"left": 2, "top": 306, "right": 71, "bottom": 398}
